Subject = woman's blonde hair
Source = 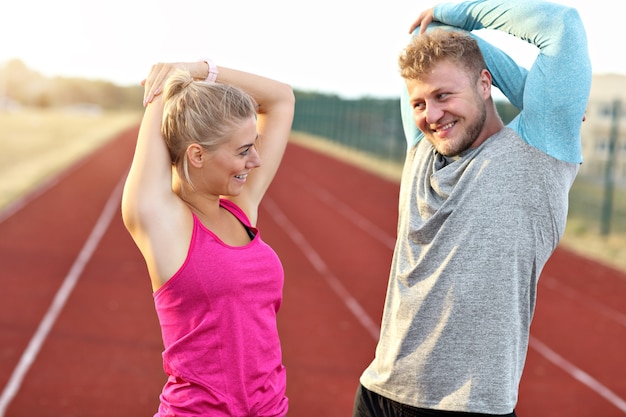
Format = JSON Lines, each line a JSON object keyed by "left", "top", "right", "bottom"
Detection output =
{"left": 399, "top": 28, "right": 487, "bottom": 83}
{"left": 161, "top": 69, "right": 257, "bottom": 186}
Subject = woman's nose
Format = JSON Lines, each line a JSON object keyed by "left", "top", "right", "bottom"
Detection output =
{"left": 247, "top": 147, "right": 261, "bottom": 168}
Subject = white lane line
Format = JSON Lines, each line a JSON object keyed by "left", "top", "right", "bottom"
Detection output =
{"left": 543, "top": 276, "right": 626, "bottom": 328}
{"left": 0, "top": 150, "right": 95, "bottom": 225}
{"left": 293, "top": 175, "right": 397, "bottom": 250}
{"left": 263, "top": 197, "right": 380, "bottom": 340}
{"left": 529, "top": 337, "right": 626, "bottom": 414}
{"left": 0, "top": 177, "right": 124, "bottom": 417}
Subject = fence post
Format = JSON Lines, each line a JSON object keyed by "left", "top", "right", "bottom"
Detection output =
{"left": 600, "top": 99, "right": 621, "bottom": 236}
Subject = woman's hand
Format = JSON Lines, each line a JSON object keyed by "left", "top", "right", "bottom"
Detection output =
{"left": 142, "top": 62, "right": 207, "bottom": 106}
{"left": 408, "top": 7, "right": 435, "bottom": 35}
{"left": 142, "top": 62, "right": 182, "bottom": 106}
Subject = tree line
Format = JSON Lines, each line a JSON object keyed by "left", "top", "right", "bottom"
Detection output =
{"left": 0, "top": 59, "right": 143, "bottom": 110}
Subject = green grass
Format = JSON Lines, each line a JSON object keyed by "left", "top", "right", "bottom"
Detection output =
{"left": 561, "top": 178, "right": 626, "bottom": 273}
{"left": 567, "top": 178, "right": 626, "bottom": 235}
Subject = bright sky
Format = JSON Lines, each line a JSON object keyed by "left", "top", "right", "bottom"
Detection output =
{"left": 1, "top": 0, "right": 621, "bottom": 98}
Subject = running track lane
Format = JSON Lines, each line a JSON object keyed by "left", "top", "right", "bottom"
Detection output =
{"left": 0, "top": 127, "right": 625, "bottom": 416}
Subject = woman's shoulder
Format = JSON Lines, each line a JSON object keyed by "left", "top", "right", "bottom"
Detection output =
{"left": 219, "top": 198, "right": 252, "bottom": 226}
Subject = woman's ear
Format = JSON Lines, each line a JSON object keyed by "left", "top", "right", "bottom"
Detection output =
{"left": 186, "top": 144, "right": 205, "bottom": 169}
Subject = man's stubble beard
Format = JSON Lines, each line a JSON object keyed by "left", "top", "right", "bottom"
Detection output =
{"left": 428, "top": 98, "right": 487, "bottom": 157}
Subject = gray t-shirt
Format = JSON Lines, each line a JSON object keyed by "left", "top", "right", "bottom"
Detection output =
{"left": 360, "top": 128, "right": 578, "bottom": 414}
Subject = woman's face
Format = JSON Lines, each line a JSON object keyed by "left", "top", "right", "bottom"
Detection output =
{"left": 200, "top": 116, "right": 260, "bottom": 196}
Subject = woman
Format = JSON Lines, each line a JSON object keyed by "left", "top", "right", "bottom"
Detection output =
{"left": 121, "top": 60, "right": 295, "bottom": 417}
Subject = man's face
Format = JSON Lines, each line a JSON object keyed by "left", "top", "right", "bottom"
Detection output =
{"left": 406, "top": 60, "right": 489, "bottom": 157}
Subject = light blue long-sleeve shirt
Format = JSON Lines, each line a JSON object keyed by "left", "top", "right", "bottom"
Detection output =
{"left": 400, "top": 0, "right": 591, "bottom": 163}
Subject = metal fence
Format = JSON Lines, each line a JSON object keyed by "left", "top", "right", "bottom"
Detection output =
{"left": 292, "top": 92, "right": 407, "bottom": 163}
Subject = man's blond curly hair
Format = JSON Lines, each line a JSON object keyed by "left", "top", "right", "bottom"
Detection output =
{"left": 399, "top": 28, "right": 487, "bottom": 82}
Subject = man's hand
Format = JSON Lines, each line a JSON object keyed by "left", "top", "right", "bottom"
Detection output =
{"left": 409, "top": 7, "right": 435, "bottom": 34}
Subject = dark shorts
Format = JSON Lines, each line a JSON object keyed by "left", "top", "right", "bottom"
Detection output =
{"left": 352, "top": 384, "right": 517, "bottom": 417}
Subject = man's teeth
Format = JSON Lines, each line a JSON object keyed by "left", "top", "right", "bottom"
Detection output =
{"left": 438, "top": 122, "right": 454, "bottom": 131}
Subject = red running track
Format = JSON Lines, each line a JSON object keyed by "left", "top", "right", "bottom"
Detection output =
{"left": 0, "top": 127, "right": 625, "bottom": 416}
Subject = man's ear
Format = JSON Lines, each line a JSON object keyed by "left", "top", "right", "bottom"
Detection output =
{"left": 479, "top": 69, "right": 493, "bottom": 99}
{"left": 186, "top": 144, "right": 205, "bottom": 168}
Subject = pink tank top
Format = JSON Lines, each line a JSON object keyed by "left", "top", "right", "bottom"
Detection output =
{"left": 152, "top": 199, "right": 287, "bottom": 417}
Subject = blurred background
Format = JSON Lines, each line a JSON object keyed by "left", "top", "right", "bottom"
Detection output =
{"left": 0, "top": 1, "right": 624, "bottom": 416}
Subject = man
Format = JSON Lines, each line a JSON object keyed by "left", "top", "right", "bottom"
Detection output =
{"left": 353, "top": 1, "right": 591, "bottom": 416}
